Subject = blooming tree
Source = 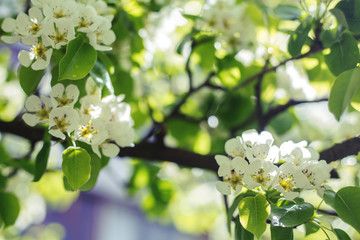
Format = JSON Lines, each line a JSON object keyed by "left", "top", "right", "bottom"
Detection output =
{"left": 1, "top": 0, "right": 360, "bottom": 239}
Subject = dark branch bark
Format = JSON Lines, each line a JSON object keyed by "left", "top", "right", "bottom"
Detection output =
{"left": 0, "top": 119, "right": 359, "bottom": 174}
{"left": 320, "top": 136, "right": 360, "bottom": 163}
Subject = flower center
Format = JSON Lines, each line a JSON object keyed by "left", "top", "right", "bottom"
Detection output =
{"left": 52, "top": 116, "right": 70, "bottom": 132}
{"left": 51, "top": 31, "right": 68, "bottom": 43}
{"left": 54, "top": 10, "right": 66, "bottom": 19}
{"left": 55, "top": 95, "right": 74, "bottom": 107}
{"left": 36, "top": 107, "right": 51, "bottom": 120}
{"left": 29, "top": 20, "right": 41, "bottom": 35}
{"left": 279, "top": 175, "right": 295, "bottom": 192}
{"left": 31, "top": 44, "right": 48, "bottom": 60}
{"left": 78, "top": 17, "right": 91, "bottom": 28}
{"left": 251, "top": 169, "right": 269, "bottom": 188}
{"left": 225, "top": 171, "right": 244, "bottom": 190}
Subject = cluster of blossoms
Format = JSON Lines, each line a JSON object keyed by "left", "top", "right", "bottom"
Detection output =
{"left": 1, "top": 0, "right": 115, "bottom": 70}
{"left": 216, "top": 130, "right": 333, "bottom": 200}
{"left": 196, "top": 0, "right": 256, "bottom": 52}
{"left": 22, "top": 77, "right": 135, "bottom": 158}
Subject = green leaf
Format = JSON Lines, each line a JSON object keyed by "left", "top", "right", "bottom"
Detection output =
{"left": 62, "top": 147, "right": 91, "bottom": 190}
{"left": 320, "top": 29, "right": 341, "bottom": 48}
{"left": 79, "top": 150, "right": 103, "bottom": 191}
{"left": 331, "top": 186, "right": 360, "bottom": 233}
{"left": 238, "top": 194, "right": 269, "bottom": 239}
{"left": 334, "top": 228, "right": 351, "bottom": 240}
{"left": 305, "top": 220, "right": 320, "bottom": 235}
{"left": 288, "top": 16, "right": 312, "bottom": 57}
{"left": 269, "top": 202, "right": 315, "bottom": 227}
{"left": 89, "top": 61, "right": 114, "bottom": 94}
{"left": 330, "top": 8, "right": 349, "bottom": 29}
{"left": 59, "top": 35, "right": 97, "bottom": 80}
{"left": 18, "top": 66, "right": 44, "bottom": 95}
{"left": 0, "top": 192, "right": 20, "bottom": 227}
{"left": 324, "top": 32, "right": 360, "bottom": 76}
{"left": 335, "top": 0, "right": 360, "bottom": 34}
{"left": 328, "top": 67, "right": 360, "bottom": 120}
{"left": 227, "top": 190, "right": 257, "bottom": 233}
{"left": 270, "top": 225, "right": 293, "bottom": 240}
{"left": 235, "top": 217, "right": 254, "bottom": 240}
{"left": 274, "top": 4, "right": 302, "bottom": 20}
{"left": 33, "top": 132, "right": 51, "bottom": 182}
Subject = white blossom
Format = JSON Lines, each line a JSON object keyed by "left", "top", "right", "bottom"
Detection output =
{"left": 225, "top": 137, "right": 245, "bottom": 158}
{"left": 48, "top": 107, "right": 79, "bottom": 139}
{"left": 22, "top": 95, "right": 52, "bottom": 127}
{"left": 50, "top": 84, "right": 79, "bottom": 108}
{"left": 74, "top": 4, "right": 102, "bottom": 33}
{"left": 215, "top": 155, "right": 248, "bottom": 195}
{"left": 1, "top": 18, "right": 21, "bottom": 44}
{"left": 46, "top": 18, "right": 76, "bottom": 49}
{"left": 243, "top": 159, "right": 278, "bottom": 190}
{"left": 42, "top": 0, "right": 78, "bottom": 20}
{"left": 274, "top": 163, "right": 309, "bottom": 200}
{"left": 87, "top": 18, "right": 116, "bottom": 51}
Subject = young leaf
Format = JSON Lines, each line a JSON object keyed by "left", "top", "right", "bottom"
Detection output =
{"left": 33, "top": 132, "right": 51, "bottom": 182}
{"left": 235, "top": 217, "right": 254, "bottom": 240}
{"left": 269, "top": 202, "right": 315, "bottom": 227}
{"left": 227, "top": 190, "right": 257, "bottom": 233}
{"left": 238, "top": 194, "right": 269, "bottom": 239}
{"left": 328, "top": 67, "right": 360, "bottom": 120}
{"left": 270, "top": 224, "right": 294, "bottom": 240}
{"left": 18, "top": 66, "right": 44, "bottom": 95}
{"left": 288, "top": 16, "right": 312, "bottom": 57}
{"left": 0, "top": 192, "right": 20, "bottom": 227}
{"left": 62, "top": 147, "right": 91, "bottom": 190}
{"left": 334, "top": 228, "right": 351, "bottom": 240}
{"left": 331, "top": 186, "right": 360, "bottom": 233}
{"left": 79, "top": 150, "right": 103, "bottom": 191}
{"left": 59, "top": 35, "right": 97, "bottom": 80}
{"left": 323, "top": 189, "right": 336, "bottom": 208}
{"left": 324, "top": 33, "right": 360, "bottom": 76}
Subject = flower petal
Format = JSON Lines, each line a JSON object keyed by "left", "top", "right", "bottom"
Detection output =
{"left": 25, "top": 95, "right": 42, "bottom": 112}
{"left": 22, "top": 113, "right": 40, "bottom": 127}
{"left": 216, "top": 181, "right": 231, "bottom": 195}
{"left": 102, "top": 143, "right": 119, "bottom": 157}
{"left": 18, "top": 50, "right": 33, "bottom": 67}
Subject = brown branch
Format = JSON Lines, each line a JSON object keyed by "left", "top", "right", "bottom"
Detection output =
{"left": 320, "top": 136, "right": 360, "bottom": 163}
{"left": 0, "top": 119, "right": 359, "bottom": 174}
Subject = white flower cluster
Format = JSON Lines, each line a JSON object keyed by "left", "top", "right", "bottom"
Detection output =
{"left": 216, "top": 130, "right": 333, "bottom": 200}
{"left": 197, "top": 0, "right": 256, "bottom": 52}
{"left": 22, "top": 77, "right": 135, "bottom": 158}
{"left": 1, "top": 0, "right": 115, "bottom": 70}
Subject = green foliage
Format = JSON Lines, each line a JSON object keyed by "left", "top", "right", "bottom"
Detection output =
{"left": 328, "top": 67, "right": 360, "bottom": 120}
{"left": 59, "top": 35, "right": 97, "bottom": 80}
{"left": 323, "top": 187, "right": 360, "bottom": 233}
{"left": 235, "top": 217, "right": 254, "bottom": 240}
{"left": 335, "top": 0, "right": 360, "bottom": 34}
{"left": 273, "top": 4, "right": 302, "bottom": 20}
{"left": 269, "top": 202, "right": 315, "bottom": 227}
{"left": 270, "top": 225, "right": 293, "bottom": 240}
{"left": 89, "top": 61, "right": 113, "bottom": 94}
{"left": 18, "top": 66, "right": 44, "bottom": 95}
{"left": 33, "top": 132, "right": 51, "bottom": 182}
{"left": 288, "top": 16, "right": 313, "bottom": 57}
{"left": 0, "top": 192, "right": 20, "bottom": 227}
{"left": 62, "top": 147, "right": 91, "bottom": 190}
{"left": 324, "top": 32, "right": 360, "bottom": 76}
{"left": 238, "top": 194, "right": 269, "bottom": 239}
{"left": 334, "top": 228, "right": 352, "bottom": 240}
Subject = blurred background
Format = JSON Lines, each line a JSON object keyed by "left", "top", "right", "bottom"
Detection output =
{"left": 1, "top": 0, "right": 360, "bottom": 239}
